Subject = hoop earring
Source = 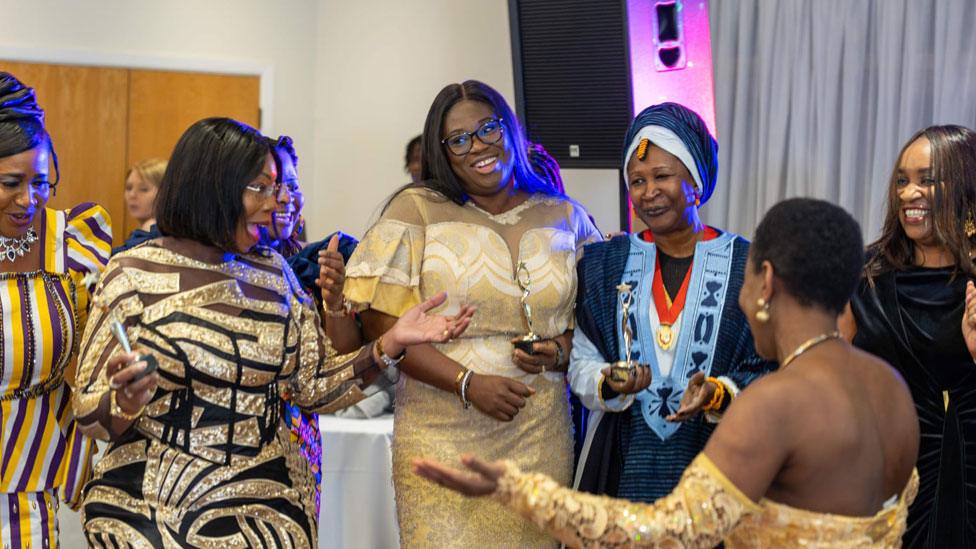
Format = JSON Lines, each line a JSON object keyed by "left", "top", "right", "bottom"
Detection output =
{"left": 966, "top": 211, "right": 976, "bottom": 238}
{"left": 755, "top": 298, "right": 770, "bottom": 323}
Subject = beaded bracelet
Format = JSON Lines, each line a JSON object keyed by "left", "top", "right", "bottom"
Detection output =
{"left": 323, "top": 297, "right": 352, "bottom": 318}
{"left": 703, "top": 377, "right": 725, "bottom": 411}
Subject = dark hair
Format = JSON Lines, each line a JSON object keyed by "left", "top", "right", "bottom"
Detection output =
{"left": 156, "top": 118, "right": 269, "bottom": 252}
{"left": 751, "top": 198, "right": 864, "bottom": 314}
{"left": 413, "top": 80, "right": 559, "bottom": 205}
{"left": 528, "top": 142, "right": 565, "bottom": 194}
{"left": 267, "top": 134, "right": 298, "bottom": 188}
{"left": 404, "top": 135, "right": 421, "bottom": 167}
{"left": 264, "top": 134, "right": 303, "bottom": 257}
{"left": 0, "top": 72, "right": 60, "bottom": 187}
{"left": 865, "top": 125, "right": 976, "bottom": 279}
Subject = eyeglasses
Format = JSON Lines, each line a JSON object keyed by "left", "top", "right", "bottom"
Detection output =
{"left": 441, "top": 118, "right": 504, "bottom": 156}
{"left": 244, "top": 182, "right": 281, "bottom": 198}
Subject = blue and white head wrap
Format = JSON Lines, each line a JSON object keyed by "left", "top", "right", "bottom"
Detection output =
{"left": 622, "top": 102, "right": 718, "bottom": 205}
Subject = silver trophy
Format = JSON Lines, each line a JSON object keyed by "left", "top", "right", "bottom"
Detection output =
{"left": 610, "top": 282, "right": 637, "bottom": 382}
{"left": 514, "top": 261, "right": 542, "bottom": 353}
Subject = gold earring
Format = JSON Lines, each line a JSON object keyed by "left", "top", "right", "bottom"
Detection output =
{"left": 755, "top": 298, "right": 770, "bottom": 323}
{"left": 966, "top": 211, "right": 976, "bottom": 238}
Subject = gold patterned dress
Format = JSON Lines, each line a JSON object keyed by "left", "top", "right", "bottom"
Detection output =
{"left": 344, "top": 187, "right": 600, "bottom": 547}
{"left": 495, "top": 453, "right": 920, "bottom": 548}
{"left": 71, "top": 240, "right": 378, "bottom": 548}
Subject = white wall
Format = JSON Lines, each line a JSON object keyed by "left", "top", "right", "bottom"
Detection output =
{"left": 0, "top": 0, "right": 319, "bottom": 196}
{"left": 0, "top": 0, "right": 621, "bottom": 241}
{"left": 308, "top": 0, "right": 620, "bottom": 238}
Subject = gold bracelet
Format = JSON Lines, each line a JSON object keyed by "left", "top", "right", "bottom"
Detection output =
{"left": 110, "top": 389, "right": 145, "bottom": 421}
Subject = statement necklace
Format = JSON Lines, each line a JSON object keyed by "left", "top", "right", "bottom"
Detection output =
{"left": 780, "top": 331, "right": 841, "bottom": 370}
{"left": 0, "top": 227, "right": 38, "bottom": 262}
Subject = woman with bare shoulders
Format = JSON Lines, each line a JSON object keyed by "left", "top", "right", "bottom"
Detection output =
{"left": 415, "top": 198, "right": 920, "bottom": 548}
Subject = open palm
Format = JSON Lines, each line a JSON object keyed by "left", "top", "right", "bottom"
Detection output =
{"left": 389, "top": 292, "right": 476, "bottom": 348}
{"left": 413, "top": 454, "right": 506, "bottom": 497}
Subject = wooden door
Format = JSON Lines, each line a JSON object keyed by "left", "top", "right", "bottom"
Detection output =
{"left": 124, "top": 70, "right": 260, "bottom": 239}
{"left": 0, "top": 61, "right": 261, "bottom": 245}
{"left": 0, "top": 62, "right": 128, "bottom": 245}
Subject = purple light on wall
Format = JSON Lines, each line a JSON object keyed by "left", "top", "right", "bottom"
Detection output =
{"left": 627, "top": 0, "right": 717, "bottom": 138}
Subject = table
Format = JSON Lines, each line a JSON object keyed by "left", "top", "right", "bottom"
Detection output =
{"left": 318, "top": 415, "right": 400, "bottom": 549}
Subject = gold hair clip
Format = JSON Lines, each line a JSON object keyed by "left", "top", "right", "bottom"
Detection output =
{"left": 636, "top": 138, "right": 650, "bottom": 161}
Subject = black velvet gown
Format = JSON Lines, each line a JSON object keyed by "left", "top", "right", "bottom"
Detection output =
{"left": 850, "top": 267, "right": 976, "bottom": 548}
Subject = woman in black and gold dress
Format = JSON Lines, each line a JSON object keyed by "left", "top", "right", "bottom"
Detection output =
{"left": 71, "top": 118, "right": 473, "bottom": 547}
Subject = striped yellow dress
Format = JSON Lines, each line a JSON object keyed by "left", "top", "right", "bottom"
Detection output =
{"left": 0, "top": 204, "right": 112, "bottom": 548}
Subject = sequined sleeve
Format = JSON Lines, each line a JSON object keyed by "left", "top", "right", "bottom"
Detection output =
{"left": 493, "top": 453, "right": 761, "bottom": 548}
{"left": 70, "top": 258, "right": 144, "bottom": 441}
{"left": 286, "top": 276, "right": 376, "bottom": 414}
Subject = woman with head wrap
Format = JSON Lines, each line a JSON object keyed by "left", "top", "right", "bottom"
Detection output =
{"left": 568, "top": 102, "right": 774, "bottom": 503}
{"left": 0, "top": 71, "right": 112, "bottom": 546}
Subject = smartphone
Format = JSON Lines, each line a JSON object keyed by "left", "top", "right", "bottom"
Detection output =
{"left": 110, "top": 320, "right": 159, "bottom": 382}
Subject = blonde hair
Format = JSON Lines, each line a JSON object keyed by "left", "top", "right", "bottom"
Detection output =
{"left": 127, "top": 158, "right": 167, "bottom": 188}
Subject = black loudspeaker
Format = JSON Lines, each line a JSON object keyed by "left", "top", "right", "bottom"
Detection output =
{"left": 509, "top": 0, "right": 633, "bottom": 169}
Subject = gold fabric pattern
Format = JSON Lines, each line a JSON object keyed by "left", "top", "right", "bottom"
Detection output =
{"left": 75, "top": 242, "right": 376, "bottom": 546}
{"left": 494, "top": 453, "right": 919, "bottom": 549}
{"left": 345, "top": 188, "right": 601, "bottom": 547}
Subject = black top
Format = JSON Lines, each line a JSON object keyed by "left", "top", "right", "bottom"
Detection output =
{"left": 850, "top": 267, "right": 975, "bottom": 548}
{"left": 657, "top": 250, "right": 694, "bottom": 300}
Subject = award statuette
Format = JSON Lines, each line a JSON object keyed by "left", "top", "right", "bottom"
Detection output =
{"left": 514, "top": 261, "right": 542, "bottom": 354}
{"left": 610, "top": 282, "right": 637, "bottom": 382}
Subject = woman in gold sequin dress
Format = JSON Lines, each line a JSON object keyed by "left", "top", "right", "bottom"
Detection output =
{"left": 71, "top": 118, "right": 473, "bottom": 548}
{"left": 344, "top": 80, "right": 600, "bottom": 547}
{"left": 416, "top": 199, "right": 921, "bottom": 548}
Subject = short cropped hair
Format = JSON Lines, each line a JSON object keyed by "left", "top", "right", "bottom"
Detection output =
{"left": 751, "top": 198, "right": 864, "bottom": 314}
{"left": 155, "top": 118, "right": 269, "bottom": 252}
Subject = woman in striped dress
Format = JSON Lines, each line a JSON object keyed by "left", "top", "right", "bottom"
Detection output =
{"left": 0, "top": 72, "right": 112, "bottom": 546}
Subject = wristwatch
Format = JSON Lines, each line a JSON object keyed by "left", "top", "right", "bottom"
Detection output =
{"left": 376, "top": 335, "right": 406, "bottom": 369}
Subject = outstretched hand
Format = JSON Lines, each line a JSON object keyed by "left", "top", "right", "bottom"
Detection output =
{"left": 964, "top": 281, "right": 976, "bottom": 360}
{"left": 385, "top": 292, "right": 476, "bottom": 354}
{"left": 412, "top": 453, "right": 506, "bottom": 497}
{"left": 667, "top": 372, "right": 717, "bottom": 422}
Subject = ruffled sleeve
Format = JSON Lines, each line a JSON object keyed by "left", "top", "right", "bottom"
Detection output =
{"left": 61, "top": 203, "right": 113, "bottom": 333}
{"left": 344, "top": 190, "right": 427, "bottom": 318}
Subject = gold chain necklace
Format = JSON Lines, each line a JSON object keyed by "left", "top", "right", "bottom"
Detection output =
{"left": 780, "top": 331, "right": 841, "bottom": 370}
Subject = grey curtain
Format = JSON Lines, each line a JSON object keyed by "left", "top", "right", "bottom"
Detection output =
{"left": 706, "top": 0, "right": 976, "bottom": 240}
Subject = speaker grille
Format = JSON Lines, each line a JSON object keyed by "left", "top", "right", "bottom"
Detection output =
{"left": 511, "top": 0, "right": 633, "bottom": 168}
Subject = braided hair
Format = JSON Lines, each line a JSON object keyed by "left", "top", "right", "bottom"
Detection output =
{"left": 0, "top": 72, "right": 59, "bottom": 189}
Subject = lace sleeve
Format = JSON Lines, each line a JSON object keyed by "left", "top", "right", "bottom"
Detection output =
{"left": 492, "top": 453, "right": 761, "bottom": 548}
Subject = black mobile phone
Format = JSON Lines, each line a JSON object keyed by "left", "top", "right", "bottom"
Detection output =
{"left": 110, "top": 320, "right": 159, "bottom": 382}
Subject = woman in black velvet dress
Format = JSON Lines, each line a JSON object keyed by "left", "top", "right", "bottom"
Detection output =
{"left": 843, "top": 125, "right": 976, "bottom": 547}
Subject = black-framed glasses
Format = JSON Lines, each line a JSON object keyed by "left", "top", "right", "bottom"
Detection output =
{"left": 441, "top": 118, "right": 504, "bottom": 156}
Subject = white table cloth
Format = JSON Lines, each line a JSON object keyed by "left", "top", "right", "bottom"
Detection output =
{"left": 318, "top": 415, "right": 399, "bottom": 549}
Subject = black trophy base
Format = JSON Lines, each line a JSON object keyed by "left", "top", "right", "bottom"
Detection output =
{"left": 609, "top": 361, "right": 634, "bottom": 383}
{"left": 514, "top": 335, "right": 541, "bottom": 354}
{"left": 132, "top": 353, "right": 160, "bottom": 382}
